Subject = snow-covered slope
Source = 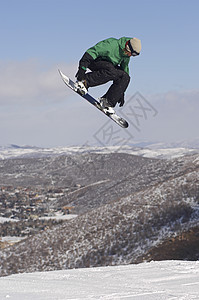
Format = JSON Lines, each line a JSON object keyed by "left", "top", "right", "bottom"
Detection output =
{"left": 0, "top": 261, "right": 199, "bottom": 300}
{"left": 0, "top": 145, "right": 199, "bottom": 279}
{"left": 0, "top": 154, "right": 199, "bottom": 276}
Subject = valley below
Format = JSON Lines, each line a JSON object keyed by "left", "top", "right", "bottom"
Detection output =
{"left": 0, "top": 145, "right": 199, "bottom": 277}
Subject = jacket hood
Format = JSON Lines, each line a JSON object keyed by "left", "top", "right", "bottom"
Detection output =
{"left": 118, "top": 37, "right": 133, "bottom": 50}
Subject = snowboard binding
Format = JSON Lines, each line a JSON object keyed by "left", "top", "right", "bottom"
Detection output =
{"left": 99, "top": 98, "right": 115, "bottom": 114}
{"left": 74, "top": 81, "right": 88, "bottom": 96}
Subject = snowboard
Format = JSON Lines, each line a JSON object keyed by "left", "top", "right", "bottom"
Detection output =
{"left": 58, "top": 70, "right": 128, "bottom": 128}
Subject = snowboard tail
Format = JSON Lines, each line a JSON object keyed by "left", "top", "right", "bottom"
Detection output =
{"left": 58, "top": 70, "right": 128, "bottom": 128}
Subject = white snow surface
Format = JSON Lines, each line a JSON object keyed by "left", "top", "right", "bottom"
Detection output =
{"left": 0, "top": 217, "right": 19, "bottom": 224}
{"left": 0, "top": 261, "right": 199, "bottom": 300}
{"left": 0, "top": 236, "right": 26, "bottom": 243}
{"left": 39, "top": 214, "right": 78, "bottom": 221}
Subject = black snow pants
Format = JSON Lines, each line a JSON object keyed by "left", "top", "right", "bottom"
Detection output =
{"left": 85, "top": 60, "right": 130, "bottom": 107}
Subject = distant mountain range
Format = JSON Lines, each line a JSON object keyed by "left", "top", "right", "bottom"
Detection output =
{"left": 0, "top": 139, "right": 199, "bottom": 160}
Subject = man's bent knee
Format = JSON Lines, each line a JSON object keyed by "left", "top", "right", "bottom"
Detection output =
{"left": 121, "top": 72, "right": 130, "bottom": 84}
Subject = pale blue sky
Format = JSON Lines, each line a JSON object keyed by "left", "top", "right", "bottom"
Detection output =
{"left": 0, "top": 0, "right": 199, "bottom": 147}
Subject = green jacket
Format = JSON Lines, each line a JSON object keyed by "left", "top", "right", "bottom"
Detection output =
{"left": 85, "top": 37, "right": 132, "bottom": 75}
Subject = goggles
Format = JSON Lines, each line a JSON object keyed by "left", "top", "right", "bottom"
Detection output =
{"left": 125, "top": 41, "right": 140, "bottom": 56}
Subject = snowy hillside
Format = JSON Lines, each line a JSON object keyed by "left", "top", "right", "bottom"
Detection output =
{"left": 0, "top": 261, "right": 199, "bottom": 299}
{"left": 0, "top": 153, "right": 199, "bottom": 276}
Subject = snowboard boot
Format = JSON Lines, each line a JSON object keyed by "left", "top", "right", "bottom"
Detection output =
{"left": 75, "top": 80, "right": 88, "bottom": 95}
{"left": 99, "top": 97, "right": 115, "bottom": 114}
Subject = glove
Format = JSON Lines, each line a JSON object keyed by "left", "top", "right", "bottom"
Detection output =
{"left": 118, "top": 96, "right": 124, "bottom": 107}
{"left": 75, "top": 67, "right": 86, "bottom": 81}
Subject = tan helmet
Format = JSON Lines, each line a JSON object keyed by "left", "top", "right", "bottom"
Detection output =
{"left": 126, "top": 38, "right": 142, "bottom": 56}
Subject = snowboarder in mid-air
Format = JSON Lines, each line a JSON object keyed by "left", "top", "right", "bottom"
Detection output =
{"left": 75, "top": 37, "right": 141, "bottom": 114}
